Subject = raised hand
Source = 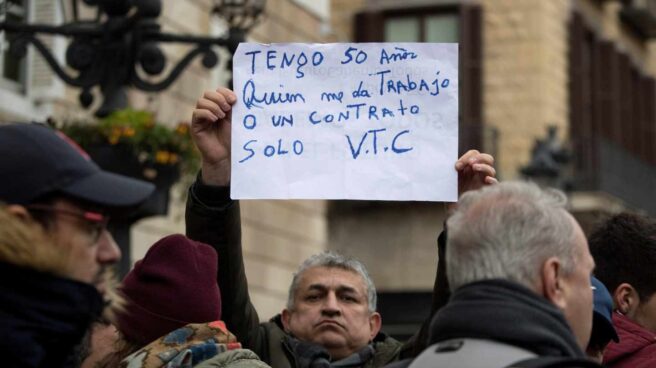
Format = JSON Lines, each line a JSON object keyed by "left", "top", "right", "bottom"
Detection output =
{"left": 191, "top": 87, "right": 237, "bottom": 186}
{"left": 455, "top": 149, "right": 498, "bottom": 197}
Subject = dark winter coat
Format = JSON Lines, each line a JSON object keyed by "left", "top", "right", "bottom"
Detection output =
{"left": 400, "top": 280, "right": 604, "bottom": 368}
{"left": 0, "top": 207, "right": 104, "bottom": 368}
{"left": 604, "top": 313, "right": 656, "bottom": 368}
{"left": 185, "top": 180, "right": 402, "bottom": 368}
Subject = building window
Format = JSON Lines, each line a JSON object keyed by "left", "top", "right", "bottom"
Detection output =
{"left": 385, "top": 17, "right": 420, "bottom": 42}
{"left": 384, "top": 13, "right": 459, "bottom": 43}
{"left": 1, "top": 0, "right": 29, "bottom": 93}
{"left": 569, "top": 11, "right": 656, "bottom": 215}
{"left": 354, "top": 5, "right": 482, "bottom": 154}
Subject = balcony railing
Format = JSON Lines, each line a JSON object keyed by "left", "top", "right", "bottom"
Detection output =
{"left": 572, "top": 135, "right": 656, "bottom": 216}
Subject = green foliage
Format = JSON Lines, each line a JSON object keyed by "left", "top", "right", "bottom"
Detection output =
{"left": 58, "top": 109, "right": 199, "bottom": 179}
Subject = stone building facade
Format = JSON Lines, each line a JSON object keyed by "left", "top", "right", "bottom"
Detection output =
{"left": 133, "top": 0, "right": 335, "bottom": 320}
{"left": 327, "top": 0, "right": 656, "bottom": 336}
{"left": 2, "top": 0, "right": 655, "bottom": 326}
{"left": 0, "top": 0, "right": 333, "bottom": 320}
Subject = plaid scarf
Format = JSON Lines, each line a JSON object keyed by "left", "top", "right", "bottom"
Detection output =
{"left": 284, "top": 336, "right": 375, "bottom": 368}
{"left": 122, "top": 321, "right": 241, "bottom": 368}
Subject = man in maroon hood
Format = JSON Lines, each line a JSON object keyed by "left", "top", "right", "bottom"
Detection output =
{"left": 588, "top": 213, "right": 656, "bottom": 368}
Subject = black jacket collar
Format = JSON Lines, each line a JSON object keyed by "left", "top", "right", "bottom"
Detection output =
{"left": 0, "top": 261, "right": 103, "bottom": 367}
{"left": 429, "top": 279, "right": 585, "bottom": 358}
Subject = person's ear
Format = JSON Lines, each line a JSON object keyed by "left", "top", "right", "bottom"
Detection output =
{"left": 5, "top": 204, "right": 31, "bottom": 221}
{"left": 541, "top": 257, "right": 566, "bottom": 309}
{"left": 281, "top": 308, "right": 292, "bottom": 333}
{"left": 368, "top": 312, "right": 382, "bottom": 340}
{"left": 614, "top": 283, "right": 640, "bottom": 317}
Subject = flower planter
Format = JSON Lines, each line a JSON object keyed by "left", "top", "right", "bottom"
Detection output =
{"left": 86, "top": 144, "right": 180, "bottom": 219}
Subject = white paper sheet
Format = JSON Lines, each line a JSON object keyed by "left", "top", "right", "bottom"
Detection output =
{"left": 231, "top": 43, "right": 458, "bottom": 201}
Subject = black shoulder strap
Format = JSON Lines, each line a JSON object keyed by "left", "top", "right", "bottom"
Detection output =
{"left": 508, "top": 356, "right": 605, "bottom": 368}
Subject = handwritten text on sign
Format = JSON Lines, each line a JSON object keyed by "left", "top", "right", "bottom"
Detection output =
{"left": 231, "top": 43, "right": 458, "bottom": 201}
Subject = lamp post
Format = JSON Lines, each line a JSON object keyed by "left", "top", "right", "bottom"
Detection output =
{"left": 211, "top": 0, "right": 265, "bottom": 87}
{"left": 0, "top": 0, "right": 265, "bottom": 116}
{"left": 1, "top": 0, "right": 266, "bottom": 275}
{"left": 212, "top": 0, "right": 266, "bottom": 36}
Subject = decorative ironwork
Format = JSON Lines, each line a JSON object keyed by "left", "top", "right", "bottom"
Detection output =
{"left": 212, "top": 0, "right": 265, "bottom": 31}
{"left": 211, "top": 0, "right": 265, "bottom": 87}
{"left": 0, "top": 0, "right": 266, "bottom": 116}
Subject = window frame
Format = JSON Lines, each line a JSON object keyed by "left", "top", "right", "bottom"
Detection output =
{"left": 354, "top": 4, "right": 484, "bottom": 155}
{"left": 381, "top": 5, "right": 460, "bottom": 43}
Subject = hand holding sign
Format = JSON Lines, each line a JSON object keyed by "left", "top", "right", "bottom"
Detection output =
{"left": 191, "top": 89, "right": 498, "bottom": 195}
{"left": 455, "top": 150, "right": 498, "bottom": 196}
{"left": 191, "top": 88, "right": 237, "bottom": 186}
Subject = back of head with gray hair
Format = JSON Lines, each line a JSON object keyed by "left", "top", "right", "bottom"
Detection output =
{"left": 287, "top": 251, "right": 377, "bottom": 313}
{"left": 446, "top": 181, "right": 577, "bottom": 291}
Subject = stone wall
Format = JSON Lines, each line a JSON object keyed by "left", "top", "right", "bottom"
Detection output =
{"left": 328, "top": 202, "right": 446, "bottom": 291}
{"left": 330, "top": 0, "right": 367, "bottom": 41}
{"left": 5, "top": 0, "right": 653, "bottom": 316}
{"left": 325, "top": 0, "right": 453, "bottom": 293}
{"left": 128, "top": 0, "right": 333, "bottom": 320}
{"left": 0, "top": 0, "right": 331, "bottom": 322}
{"left": 324, "top": 1, "right": 655, "bottom": 291}
{"left": 324, "top": 0, "right": 568, "bottom": 292}
{"left": 483, "top": 0, "right": 570, "bottom": 180}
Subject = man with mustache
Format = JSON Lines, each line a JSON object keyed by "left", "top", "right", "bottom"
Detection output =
{"left": 185, "top": 88, "right": 497, "bottom": 368}
{"left": 0, "top": 123, "right": 154, "bottom": 367}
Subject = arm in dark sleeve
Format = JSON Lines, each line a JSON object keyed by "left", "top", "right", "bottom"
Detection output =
{"left": 399, "top": 228, "right": 451, "bottom": 358}
{"left": 185, "top": 175, "right": 267, "bottom": 355}
{"left": 431, "top": 229, "right": 451, "bottom": 312}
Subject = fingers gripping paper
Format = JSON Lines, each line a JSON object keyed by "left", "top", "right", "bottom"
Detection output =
{"left": 231, "top": 43, "right": 458, "bottom": 201}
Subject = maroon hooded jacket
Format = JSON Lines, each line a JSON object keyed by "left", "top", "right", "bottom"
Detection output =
{"left": 603, "top": 313, "right": 656, "bottom": 368}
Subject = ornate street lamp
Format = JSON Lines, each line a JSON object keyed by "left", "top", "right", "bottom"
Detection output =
{"left": 212, "top": 0, "right": 266, "bottom": 37}
{"left": 0, "top": 0, "right": 266, "bottom": 275}
{"left": 0, "top": 0, "right": 266, "bottom": 116}
{"left": 211, "top": 0, "right": 266, "bottom": 86}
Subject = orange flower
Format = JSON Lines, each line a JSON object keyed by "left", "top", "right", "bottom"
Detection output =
{"left": 169, "top": 153, "right": 179, "bottom": 164}
{"left": 155, "top": 150, "right": 170, "bottom": 164}
{"left": 123, "top": 127, "right": 136, "bottom": 137}
{"left": 176, "top": 123, "right": 190, "bottom": 135}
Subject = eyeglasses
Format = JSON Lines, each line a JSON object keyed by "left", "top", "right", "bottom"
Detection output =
{"left": 26, "top": 204, "right": 109, "bottom": 242}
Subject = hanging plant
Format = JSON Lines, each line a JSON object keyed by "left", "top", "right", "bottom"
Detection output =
{"left": 57, "top": 109, "right": 199, "bottom": 181}
{"left": 55, "top": 109, "right": 200, "bottom": 217}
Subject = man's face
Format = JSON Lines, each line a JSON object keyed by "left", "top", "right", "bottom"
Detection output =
{"left": 46, "top": 199, "right": 121, "bottom": 292}
{"left": 560, "top": 215, "right": 595, "bottom": 349}
{"left": 281, "top": 266, "right": 381, "bottom": 360}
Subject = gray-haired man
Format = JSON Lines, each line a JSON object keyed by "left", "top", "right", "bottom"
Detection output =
{"left": 409, "top": 182, "right": 602, "bottom": 368}
{"left": 185, "top": 88, "right": 497, "bottom": 368}
{"left": 280, "top": 252, "right": 389, "bottom": 367}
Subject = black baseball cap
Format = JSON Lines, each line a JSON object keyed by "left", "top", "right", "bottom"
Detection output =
{"left": 0, "top": 123, "right": 155, "bottom": 207}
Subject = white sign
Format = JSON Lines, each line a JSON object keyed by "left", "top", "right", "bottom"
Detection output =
{"left": 231, "top": 43, "right": 459, "bottom": 201}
